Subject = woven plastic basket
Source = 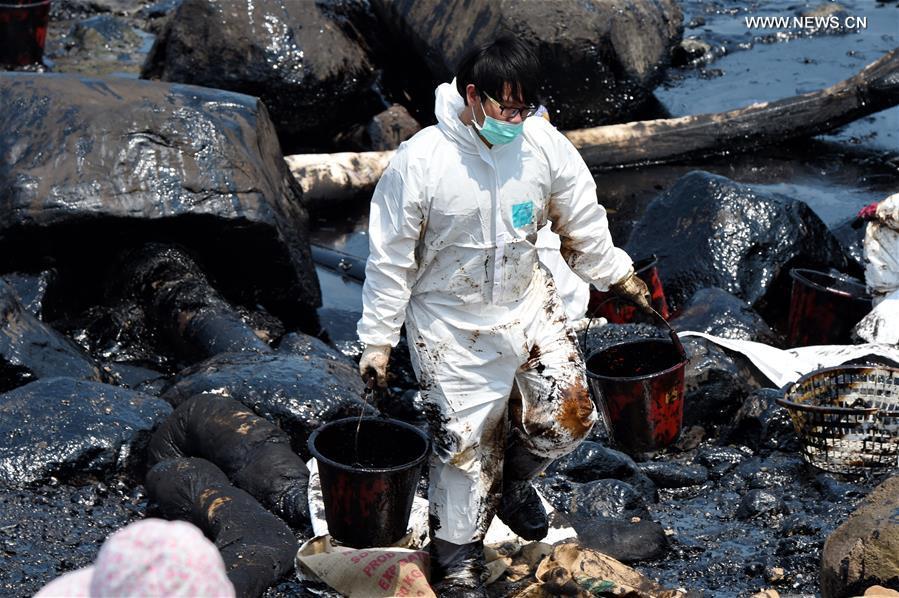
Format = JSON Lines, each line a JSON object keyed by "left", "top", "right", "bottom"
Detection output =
{"left": 777, "top": 366, "right": 899, "bottom": 475}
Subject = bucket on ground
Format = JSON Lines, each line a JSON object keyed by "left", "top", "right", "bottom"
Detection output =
{"left": 584, "top": 301, "right": 687, "bottom": 454}
{"left": 0, "top": 0, "right": 51, "bottom": 68}
{"left": 588, "top": 255, "right": 670, "bottom": 324}
{"left": 787, "top": 268, "right": 872, "bottom": 347}
{"left": 308, "top": 416, "right": 429, "bottom": 549}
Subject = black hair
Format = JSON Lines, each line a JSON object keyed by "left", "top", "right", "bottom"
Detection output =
{"left": 454, "top": 36, "right": 541, "bottom": 107}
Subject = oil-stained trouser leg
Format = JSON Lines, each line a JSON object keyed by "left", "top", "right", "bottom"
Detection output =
{"left": 513, "top": 278, "right": 597, "bottom": 461}
{"left": 405, "top": 296, "right": 519, "bottom": 546}
{"left": 497, "top": 278, "right": 597, "bottom": 540}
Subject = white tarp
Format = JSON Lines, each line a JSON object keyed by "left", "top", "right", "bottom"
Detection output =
{"left": 680, "top": 331, "right": 899, "bottom": 388}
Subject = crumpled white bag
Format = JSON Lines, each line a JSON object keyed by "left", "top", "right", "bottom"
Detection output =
{"left": 854, "top": 288, "right": 899, "bottom": 345}
{"left": 864, "top": 192, "right": 899, "bottom": 303}
{"left": 856, "top": 192, "right": 899, "bottom": 343}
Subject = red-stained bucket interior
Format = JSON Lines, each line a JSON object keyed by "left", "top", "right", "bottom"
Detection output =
{"left": 586, "top": 338, "right": 686, "bottom": 454}
{"left": 787, "top": 268, "right": 872, "bottom": 347}
{"left": 588, "top": 255, "right": 670, "bottom": 324}
{"left": 0, "top": 0, "right": 51, "bottom": 68}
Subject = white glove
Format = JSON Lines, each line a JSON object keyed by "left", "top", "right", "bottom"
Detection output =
{"left": 568, "top": 316, "right": 607, "bottom": 333}
{"left": 359, "top": 344, "right": 391, "bottom": 387}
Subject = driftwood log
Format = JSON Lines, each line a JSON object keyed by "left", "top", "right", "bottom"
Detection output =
{"left": 287, "top": 49, "right": 899, "bottom": 209}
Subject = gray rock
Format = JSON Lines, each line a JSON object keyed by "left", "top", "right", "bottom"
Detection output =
{"left": 549, "top": 441, "right": 656, "bottom": 502}
{"left": 821, "top": 476, "right": 899, "bottom": 597}
{"left": 1, "top": 270, "right": 54, "bottom": 318}
{"left": 0, "top": 377, "right": 172, "bottom": 487}
{"left": 815, "top": 473, "right": 868, "bottom": 503}
{"left": 696, "top": 445, "right": 751, "bottom": 479}
{"left": 571, "top": 516, "right": 669, "bottom": 563}
{"left": 367, "top": 104, "right": 421, "bottom": 151}
{"left": 56, "top": 14, "right": 145, "bottom": 76}
{"left": 736, "top": 489, "right": 786, "bottom": 520}
{"left": 0, "top": 72, "right": 320, "bottom": 322}
{"left": 0, "top": 280, "right": 103, "bottom": 392}
{"left": 142, "top": 0, "right": 376, "bottom": 145}
{"left": 671, "top": 37, "right": 712, "bottom": 67}
{"left": 370, "top": 0, "right": 683, "bottom": 129}
{"left": 625, "top": 171, "right": 850, "bottom": 316}
{"left": 830, "top": 217, "right": 866, "bottom": 273}
{"left": 549, "top": 441, "right": 637, "bottom": 482}
{"left": 569, "top": 479, "right": 648, "bottom": 520}
{"left": 682, "top": 336, "right": 755, "bottom": 430}
{"left": 638, "top": 461, "right": 709, "bottom": 488}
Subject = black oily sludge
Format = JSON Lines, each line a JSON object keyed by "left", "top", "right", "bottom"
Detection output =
{"left": 161, "top": 338, "right": 376, "bottom": 457}
{"left": 146, "top": 458, "right": 297, "bottom": 598}
{"left": 0, "top": 377, "right": 172, "bottom": 487}
{"left": 0, "top": 479, "right": 146, "bottom": 598}
{"left": 0, "top": 279, "right": 104, "bottom": 391}
{"left": 148, "top": 393, "right": 310, "bottom": 528}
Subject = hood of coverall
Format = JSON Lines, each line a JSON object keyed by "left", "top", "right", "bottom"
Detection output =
{"left": 434, "top": 81, "right": 485, "bottom": 155}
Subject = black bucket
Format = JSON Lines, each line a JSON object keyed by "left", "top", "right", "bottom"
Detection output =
{"left": 586, "top": 339, "right": 687, "bottom": 454}
{"left": 583, "top": 300, "right": 687, "bottom": 454}
{"left": 0, "top": 0, "right": 51, "bottom": 68}
{"left": 308, "top": 416, "right": 429, "bottom": 548}
{"left": 787, "top": 268, "right": 872, "bottom": 346}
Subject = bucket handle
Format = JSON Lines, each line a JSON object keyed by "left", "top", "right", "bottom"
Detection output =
{"left": 581, "top": 294, "right": 686, "bottom": 362}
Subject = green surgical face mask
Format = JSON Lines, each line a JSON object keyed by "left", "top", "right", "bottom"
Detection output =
{"left": 473, "top": 99, "right": 523, "bottom": 145}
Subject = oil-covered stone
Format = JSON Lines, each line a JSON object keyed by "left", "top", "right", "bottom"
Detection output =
{"left": 0, "top": 377, "right": 172, "bottom": 487}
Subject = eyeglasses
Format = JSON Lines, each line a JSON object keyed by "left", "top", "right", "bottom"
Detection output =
{"left": 483, "top": 93, "right": 538, "bottom": 119}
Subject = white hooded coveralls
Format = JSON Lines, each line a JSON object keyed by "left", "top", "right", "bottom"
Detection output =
{"left": 358, "top": 82, "right": 632, "bottom": 544}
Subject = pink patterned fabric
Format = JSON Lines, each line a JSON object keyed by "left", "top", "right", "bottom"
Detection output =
{"left": 35, "top": 519, "right": 235, "bottom": 597}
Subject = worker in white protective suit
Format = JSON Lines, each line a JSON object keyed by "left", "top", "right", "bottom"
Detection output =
{"left": 356, "top": 37, "right": 651, "bottom": 596}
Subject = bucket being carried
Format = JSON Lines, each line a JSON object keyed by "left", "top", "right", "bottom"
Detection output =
{"left": 588, "top": 255, "right": 670, "bottom": 324}
{"left": 787, "top": 268, "right": 872, "bottom": 347}
{"left": 308, "top": 416, "right": 429, "bottom": 549}
{"left": 584, "top": 301, "right": 687, "bottom": 454}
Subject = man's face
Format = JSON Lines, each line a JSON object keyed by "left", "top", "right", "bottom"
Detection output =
{"left": 465, "top": 83, "right": 531, "bottom": 124}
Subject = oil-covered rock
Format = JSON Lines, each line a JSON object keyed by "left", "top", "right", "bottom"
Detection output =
{"left": 0, "top": 377, "right": 171, "bottom": 487}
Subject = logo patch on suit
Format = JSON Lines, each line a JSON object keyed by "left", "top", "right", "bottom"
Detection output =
{"left": 511, "top": 201, "right": 534, "bottom": 229}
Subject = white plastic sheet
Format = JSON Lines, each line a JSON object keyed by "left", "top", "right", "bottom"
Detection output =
{"left": 680, "top": 331, "right": 899, "bottom": 388}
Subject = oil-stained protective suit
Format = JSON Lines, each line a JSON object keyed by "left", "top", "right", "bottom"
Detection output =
{"left": 358, "top": 82, "right": 633, "bottom": 544}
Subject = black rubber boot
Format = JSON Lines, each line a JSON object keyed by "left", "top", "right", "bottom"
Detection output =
{"left": 495, "top": 440, "right": 552, "bottom": 541}
{"left": 429, "top": 538, "right": 489, "bottom": 597}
